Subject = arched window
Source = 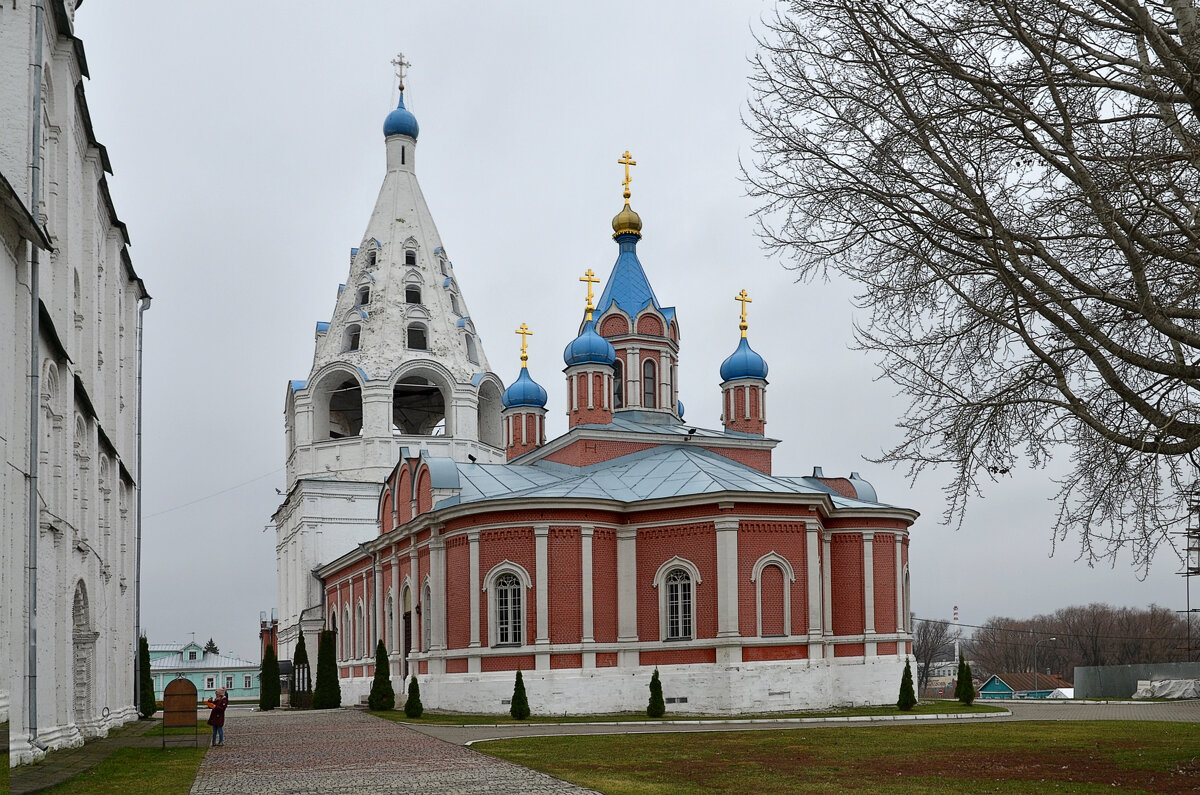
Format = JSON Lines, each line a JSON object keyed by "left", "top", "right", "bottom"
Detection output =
{"left": 343, "top": 606, "right": 352, "bottom": 660}
{"left": 405, "top": 285, "right": 421, "bottom": 304}
{"left": 356, "top": 600, "right": 366, "bottom": 659}
{"left": 343, "top": 324, "right": 361, "bottom": 352}
{"left": 386, "top": 594, "right": 394, "bottom": 653}
{"left": 407, "top": 323, "right": 428, "bottom": 351}
{"left": 752, "top": 553, "right": 796, "bottom": 637}
{"left": 366, "top": 250, "right": 377, "bottom": 268}
{"left": 405, "top": 249, "right": 417, "bottom": 267}
{"left": 421, "top": 584, "right": 432, "bottom": 651}
{"left": 643, "top": 359, "right": 657, "bottom": 408}
{"left": 356, "top": 286, "right": 370, "bottom": 306}
{"left": 495, "top": 573, "right": 523, "bottom": 645}
{"left": 665, "top": 568, "right": 692, "bottom": 639}
{"left": 465, "top": 335, "right": 479, "bottom": 365}
{"left": 613, "top": 359, "right": 624, "bottom": 409}
{"left": 450, "top": 293, "right": 461, "bottom": 315}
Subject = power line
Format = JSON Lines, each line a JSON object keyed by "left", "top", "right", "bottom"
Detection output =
{"left": 143, "top": 467, "right": 284, "bottom": 519}
{"left": 914, "top": 614, "right": 1190, "bottom": 645}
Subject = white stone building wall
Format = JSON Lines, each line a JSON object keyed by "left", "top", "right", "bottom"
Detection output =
{"left": 2, "top": 0, "right": 148, "bottom": 766}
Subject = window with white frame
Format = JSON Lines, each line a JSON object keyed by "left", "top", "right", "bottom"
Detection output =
{"left": 421, "top": 584, "right": 432, "bottom": 651}
{"left": 205, "top": 675, "right": 215, "bottom": 690}
{"left": 225, "top": 675, "right": 234, "bottom": 689}
{"left": 665, "top": 569, "right": 692, "bottom": 639}
{"left": 188, "top": 650, "right": 197, "bottom": 661}
{"left": 356, "top": 600, "right": 366, "bottom": 659}
{"left": 494, "top": 573, "right": 523, "bottom": 645}
{"left": 654, "top": 557, "right": 701, "bottom": 641}
{"left": 244, "top": 674, "right": 252, "bottom": 689}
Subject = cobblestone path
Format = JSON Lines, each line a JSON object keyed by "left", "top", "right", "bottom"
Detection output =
{"left": 188, "top": 709, "right": 592, "bottom": 794}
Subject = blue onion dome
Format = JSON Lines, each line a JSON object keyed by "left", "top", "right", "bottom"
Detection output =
{"left": 563, "top": 325, "right": 617, "bottom": 367}
{"left": 720, "top": 336, "right": 769, "bottom": 381}
{"left": 501, "top": 367, "right": 548, "bottom": 409}
{"left": 383, "top": 92, "right": 420, "bottom": 139}
{"left": 677, "top": 399, "right": 685, "bottom": 419}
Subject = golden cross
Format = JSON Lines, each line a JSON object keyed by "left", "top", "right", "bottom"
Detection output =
{"left": 515, "top": 323, "right": 532, "bottom": 367}
{"left": 736, "top": 289, "right": 752, "bottom": 337}
{"left": 618, "top": 150, "right": 637, "bottom": 202}
{"left": 580, "top": 269, "right": 600, "bottom": 320}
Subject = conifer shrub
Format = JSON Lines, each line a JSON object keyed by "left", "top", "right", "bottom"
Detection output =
{"left": 956, "top": 653, "right": 976, "bottom": 705}
{"left": 260, "top": 643, "right": 281, "bottom": 710}
{"left": 137, "top": 635, "right": 156, "bottom": 719}
{"left": 312, "top": 629, "right": 341, "bottom": 710}
{"left": 897, "top": 658, "right": 917, "bottom": 711}
{"left": 510, "top": 669, "right": 530, "bottom": 720}
{"left": 647, "top": 668, "right": 665, "bottom": 718}
{"left": 404, "top": 675, "right": 423, "bottom": 718}
{"left": 291, "top": 632, "right": 312, "bottom": 709}
{"left": 368, "top": 640, "right": 396, "bottom": 711}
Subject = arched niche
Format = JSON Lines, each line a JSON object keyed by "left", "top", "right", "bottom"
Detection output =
{"left": 311, "top": 367, "right": 364, "bottom": 440}
{"left": 476, "top": 376, "right": 503, "bottom": 448}
{"left": 391, "top": 365, "right": 452, "bottom": 437}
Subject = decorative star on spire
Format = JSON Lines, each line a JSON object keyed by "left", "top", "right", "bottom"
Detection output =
{"left": 736, "top": 289, "right": 752, "bottom": 338}
{"left": 580, "top": 269, "right": 600, "bottom": 322}
{"left": 391, "top": 52, "right": 411, "bottom": 91}
{"left": 515, "top": 323, "right": 532, "bottom": 368}
{"left": 618, "top": 150, "right": 636, "bottom": 204}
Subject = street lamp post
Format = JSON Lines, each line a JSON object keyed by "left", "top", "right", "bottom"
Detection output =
{"left": 1034, "top": 637, "right": 1057, "bottom": 697}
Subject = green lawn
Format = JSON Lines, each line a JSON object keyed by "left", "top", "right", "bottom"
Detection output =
{"left": 477, "top": 721, "right": 1200, "bottom": 793}
{"left": 41, "top": 748, "right": 207, "bottom": 795}
{"left": 369, "top": 700, "right": 1003, "bottom": 725}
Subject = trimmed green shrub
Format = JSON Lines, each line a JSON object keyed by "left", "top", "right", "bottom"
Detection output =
{"left": 956, "top": 653, "right": 976, "bottom": 705}
{"left": 404, "top": 675, "right": 423, "bottom": 718}
{"left": 647, "top": 667, "right": 665, "bottom": 718}
{"left": 260, "top": 643, "right": 281, "bottom": 710}
{"left": 898, "top": 658, "right": 917, "bottom": 711}
{"left": 138, "top": 635, "right": 156, "bottom": 719}
{"left": 510, "top": 669, "right": 530, "bottom": 720}
{"left": 312, "top": 629, "right": 341, "bottom": 710}
{"left": 368, "top": 640, "right": 395, "bottom": 711}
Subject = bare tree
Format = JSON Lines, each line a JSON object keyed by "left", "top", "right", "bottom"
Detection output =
{"left": 747, "top": 0, "right": 1200, "bottom": 571}
{"left": 913, "top": 618, "right": 960, "bottom": 692}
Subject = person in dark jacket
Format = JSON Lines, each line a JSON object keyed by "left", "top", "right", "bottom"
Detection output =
{"left": 206, "top": 687, "right": 229, "bottom": 746}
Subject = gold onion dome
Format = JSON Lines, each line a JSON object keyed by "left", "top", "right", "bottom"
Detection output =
{"left": 612, "top": 203, "right": 643, "bottom": 238}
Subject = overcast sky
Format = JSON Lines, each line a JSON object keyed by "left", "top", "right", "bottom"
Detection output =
{"left": 75, "top": 2, "right": 1184, "bottom": 663}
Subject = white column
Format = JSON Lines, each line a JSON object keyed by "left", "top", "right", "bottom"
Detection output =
{"left": 390, "top": 555, "right": 400, "bottom": 674}
{"left": 895, "top": 534, "right": 905, "bottom": 656}
{"left": 581, "top": 525, "right": 595, "bottom": 668}
{"left": 616, "top": 526, "right": 638, "bottom": 666}
{"left": 862, "top": 531, "right": 876, "bottom": 656}
{"left": 626, "top": 347, "right": 640, "bottom": 408}
{"left": 373, "top": 554, "right": 383, "bottom": 656}
{"left": 408, "top": 548, "right": 420, "bottom": 661}
{"left": 534, "top": 524, "right": 550, "bottom": 670}
{"left": 586, "top": 370, "right": 595, "bottom": 409}
{"left": 468, "top": 532, "right": 481, "bottom": 648}
{"left": 822, "top": 531, "right": 833, "bottom": 640}
{"left": 806, "top": 522, "right": 822, "bottom": 659}
{"left": 430, "top": 536, "right": 445, "bottom": 653}
{"left": 715, "top": 517, "right": 741, "bottom": 665}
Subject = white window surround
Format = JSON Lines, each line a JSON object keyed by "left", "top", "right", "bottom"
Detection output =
{"left": 652, "top": 556, "right": 702, "bottom": 641}
{"left": 356, "top": 598, "right": 366, "bottom": 659}
{"left": 750, "top": 552, "right": 796, "bottom": 638}
{"left": 482, "top": 560, "right": 533, "bottom": 647}
{"left": 205, "top": 676, "right": 215, "bottom": 690}
{"left": 225, "top": 675, "right": 234, "bottom": 689}
{"left": 421, "top": 579, "right": 432, "bottom": 652}
{"left": 243, "top": 674, "right": 253, "bottom": 689}
{"left": 343, "top": 605, "right": 352, "bottom": 661}
{"left": 187, "top": 650, "right": 197, "bottom": 661}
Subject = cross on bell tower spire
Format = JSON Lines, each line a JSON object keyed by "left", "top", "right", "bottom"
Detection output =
{"left": 391, "top": 52, "right": 411, "bottom": 91}
{"left": 736, "top": 289, "right": 752, "bottom": 338}
{"left": 618, "top": 150, "right": 637, "bottom": 204}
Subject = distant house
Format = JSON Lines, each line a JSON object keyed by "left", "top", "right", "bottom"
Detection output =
{"left": 978, "top": 672, "right": 1073, "bottom": 699}
{"left": 148, "top": 642, "right": 260, "bottom": 701}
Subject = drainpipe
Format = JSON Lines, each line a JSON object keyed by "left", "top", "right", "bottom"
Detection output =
{"left": 133, "top": 294, "right": 149, "bottom": 715}
{"left": 26, "top": 0, "right": 46, "bottom": 753}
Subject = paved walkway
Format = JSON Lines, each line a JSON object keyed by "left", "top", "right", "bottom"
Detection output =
{"left": 187, "top": 709, "right": 592, "bottom": 794}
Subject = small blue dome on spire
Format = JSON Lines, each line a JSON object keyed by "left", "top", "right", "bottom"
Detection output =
{"left": 383, "top": 91, "right": 420, "bottom": 139}
{"left": 563, "top": 325, "right": 616, "bottom": 367}
{"left": 720, "top": 336, "right": 769, "bottom": 381}
{"left": 502, "top": 367, "right": 548, "bottom": 409}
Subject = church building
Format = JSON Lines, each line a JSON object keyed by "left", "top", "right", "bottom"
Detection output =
{"left": 282, "top": 60, "right": 918, "bottom": 714}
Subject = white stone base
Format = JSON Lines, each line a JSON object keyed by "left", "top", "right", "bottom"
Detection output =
{"left": 343, "top": 657, "right": 907, "bottom": 715}
{"left": 8, "top": 705, "right": 138, "bottom": 767}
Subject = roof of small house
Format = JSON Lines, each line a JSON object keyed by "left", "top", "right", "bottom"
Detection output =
{"left": 149, "top": 651, "right": 259, "bottom": 671}
{"left": 986, "top": 672, "right": 1073, "bottom": 692}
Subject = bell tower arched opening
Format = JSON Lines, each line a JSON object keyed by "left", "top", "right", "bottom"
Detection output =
{"left": 393, "top": 375, "right": 448, "bottom": 436}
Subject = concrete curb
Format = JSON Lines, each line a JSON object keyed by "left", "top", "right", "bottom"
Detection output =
{"left": 409, "top": 709, "right": 1014, "bottom": 745}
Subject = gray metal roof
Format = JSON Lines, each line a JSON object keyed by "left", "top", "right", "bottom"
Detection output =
{"left": 149, "top": 651, "right": 259, "bottom": 671}
{"left": 573, "top": 411, "right": 763, "bottom": 440}
{"left": 438, "top": 445, "right": 891, "bottom": 509}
